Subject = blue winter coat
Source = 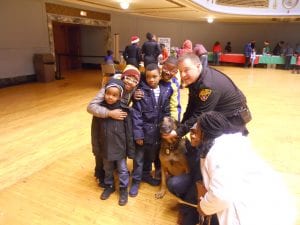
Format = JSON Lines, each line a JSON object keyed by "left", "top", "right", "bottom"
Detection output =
{"left": 131, "top": 81, "right": 170, "bottom": 145}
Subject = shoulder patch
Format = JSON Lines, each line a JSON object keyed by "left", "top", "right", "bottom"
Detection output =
{"left": 199, "top": 89, "right": 212, "bottom": 102}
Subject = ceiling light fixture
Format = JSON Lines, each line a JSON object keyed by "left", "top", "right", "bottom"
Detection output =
{"left": 207, "top": 17, "right": 214, "bottom": 23}
{"left": 120, "top": 1, "right": 130, "bottom": 10}
{"left": 80, "top": 10, "right": 87, "bottom": 16}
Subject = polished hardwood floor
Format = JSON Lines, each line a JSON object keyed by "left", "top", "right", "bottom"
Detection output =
{"left": 0, "top": 66, "right": 299, "bottom": 225}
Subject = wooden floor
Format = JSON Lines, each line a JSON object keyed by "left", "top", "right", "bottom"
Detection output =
{"left": 0, "top": 66, "right": 299, "bottom": 225}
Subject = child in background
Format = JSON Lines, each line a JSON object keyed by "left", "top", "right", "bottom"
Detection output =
{"left": 159, "top": 43, "right": 169, "bottom": 65}
{"left": 104, "top": 50, "right": 114, "bottom": 64}
{"left": 250, "top": 48, "right": 256, "bottom": 68}
{"left": 212, "top": 41, "right": 222, "bottom": 65}
{"left": 129, "top": 63, "right": 170, "bottom": 197}
{"left": 98, "top": 78, "right": 134, "bottom": 206}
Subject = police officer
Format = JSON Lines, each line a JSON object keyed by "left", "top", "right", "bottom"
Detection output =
{"left": 162, "top": 52, "right": 251, "bottom": 143}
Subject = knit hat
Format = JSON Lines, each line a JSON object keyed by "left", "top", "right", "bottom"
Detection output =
{"left": 121, "top": 65, "right": 141, "bottom": 82}
{"left": 131, "top": 36, "right": 140, "bottom": 44}
{"left": 105, "top": 78, "right": 124, "bottom": 97}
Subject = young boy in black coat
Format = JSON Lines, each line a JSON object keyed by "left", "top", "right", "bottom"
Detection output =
{"left": 98, "top": 79, "right": 135, "bottom": 206}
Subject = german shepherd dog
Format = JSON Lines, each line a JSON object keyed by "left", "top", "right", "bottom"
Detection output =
{"left": 155, "top": 116, "right": 190, "bottom": 199}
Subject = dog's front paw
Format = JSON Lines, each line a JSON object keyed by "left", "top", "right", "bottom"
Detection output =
{"left": 155, "top": 190, "right": 166, "bottom": 199}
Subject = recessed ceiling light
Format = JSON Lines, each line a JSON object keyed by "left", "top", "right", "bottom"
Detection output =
{"left": 120, "top": 1, "right": 130, "bottom": 10}
{"left": 80, "top": 10, "right": 87, "bottom": 16}
{"left": 207, "top": 17, "right": 214, "bottom": 23}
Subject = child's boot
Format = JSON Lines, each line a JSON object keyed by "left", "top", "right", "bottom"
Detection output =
{"left": 119, "top": 187, "right": 128, "bottom": 206}
{"left": 100, "top": 185, "right": 115, "bottom": 200}
{"left": 129, "top": 179, "right": 140, "bottom": 197}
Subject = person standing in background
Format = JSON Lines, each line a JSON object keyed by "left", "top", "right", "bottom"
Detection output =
{"left": 250, "top": 48, "right": 256, "bottom": 68}
{"left": 224, "top": 41, "right": 232, "bottom": 53}
{"left": 193, "top": 43, "right": 208, "bottom": 68}
{"left": 283, "top": 43, "right": 294, "bottom": 70}
{"left": 141, "top": 32, "right": 161, "bottom": 67}
{"left": 244, "top": 41, "right": 252, "bottom": 68}
{"left": 262, "top": 40, "right": 271, "bottom": 55}
{"left": 292, "top": 43, "right": 300, "bottom": 74}
{"left": 177, "top": 39, "right": 193, "bottom": 58}
{"left": 123, "top": 36, "right": 142, "bottom": 69}
{"left": 273, "top": 41, "right": 285, "bottom": 56}
{"left": 159, "top": 43, "right": 169, "bottom": 65}
{"left": 104, "top": 50, "right": 114, "bottom": 64}
{"left": 212, "top": 41, "right": 222, "bottom": 65}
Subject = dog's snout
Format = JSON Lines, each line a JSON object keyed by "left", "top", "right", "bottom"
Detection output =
{"left": 160, "top": 124, "right": 172, "bottom": 134}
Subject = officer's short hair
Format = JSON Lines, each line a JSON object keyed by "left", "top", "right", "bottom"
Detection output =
{"left": 178, "top": 52, "right": 201, "bottom": 65}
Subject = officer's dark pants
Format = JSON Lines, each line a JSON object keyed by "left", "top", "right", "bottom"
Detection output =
{"left": 167, "top": 174, "right": 219, "bottom": 225}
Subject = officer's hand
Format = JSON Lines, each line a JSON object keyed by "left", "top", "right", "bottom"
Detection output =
{"left": 133, "top": 89, "right": 144, "bottom": 101}
{"left": 136, "top": 139, "right": 144, "bottom": 146}
{"left": 108, "top": 109, "right": 127, "bottom": 120}
{"left": 162, "top": 130, "right": 178, "bottom": 143}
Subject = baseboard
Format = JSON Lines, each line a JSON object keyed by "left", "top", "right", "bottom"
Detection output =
{"left": 82, "top": 63, "right": 100, "bottom": 69}
{"left": 0, "top": 74, "right": 37, "bottom": 88}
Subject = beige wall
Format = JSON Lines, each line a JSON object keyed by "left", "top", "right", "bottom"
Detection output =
{"left": 111, "top": 13, "right": 300, "bottom": 55}
{"left": 0, "top": 0, "right": 299, "bottom": 79}
{"left": 0, "top": 0, "right": 49, "bottom": 79}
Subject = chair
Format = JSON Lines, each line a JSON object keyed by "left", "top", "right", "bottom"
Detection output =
{"left": 100, "top": 64, "right": 115, "bottom": 87}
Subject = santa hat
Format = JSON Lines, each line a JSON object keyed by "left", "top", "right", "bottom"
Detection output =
{"left": 121, "top": 65, "right": 140, "bottom": 82}
{"left": 131, "top": 36, "right": 140, "bottom": 44}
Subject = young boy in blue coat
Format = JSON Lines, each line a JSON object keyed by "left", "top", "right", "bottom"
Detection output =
{"left": 129, "top": 63, "right": 170, "bottom": 197}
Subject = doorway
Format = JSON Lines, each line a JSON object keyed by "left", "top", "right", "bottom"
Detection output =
{"left": 52, "top": 22, "right": 81, "bottom": 71}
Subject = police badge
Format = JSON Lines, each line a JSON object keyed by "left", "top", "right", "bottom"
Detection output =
{"left": 199, "top": 89, "right": 212, "bottom": 102}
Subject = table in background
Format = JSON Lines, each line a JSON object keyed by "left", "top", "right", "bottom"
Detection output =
{"left": 208, "top": 53, "right": 259, "bottom": 64}
{"left": 258, "top": 55, "right": 296, "bottom": 65}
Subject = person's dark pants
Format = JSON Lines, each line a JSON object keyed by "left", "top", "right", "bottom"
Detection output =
{"left": 285, "top": 56, "right": 292, "bottom": 70}
{"left": 244, "top": 56, "right": 251, "bottom": 67}
{"left": 91, "top": 117, "right": 105, "bottom": 181}
{"left": 103, "top": 158, "right": 129, "bottom": 188}
{"left": 132, "top": 143, "right": 159, "bottom": 181}
{"left": 167, "top": 174, "right": 219, "bottom": 225}
{"left": 143, "top": 150, "right": 161, "bottom": 179}
{"left": 94, "top": 154, "right": 105, "bottom": 180}
{"left": 167, "top": 174, "right": 192, "bottom": 198}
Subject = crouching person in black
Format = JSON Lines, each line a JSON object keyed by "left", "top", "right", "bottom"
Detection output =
{"left": 167, "top": 123, "right": 219, "bottom": 225}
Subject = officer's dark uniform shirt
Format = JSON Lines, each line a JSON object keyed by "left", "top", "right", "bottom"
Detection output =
{"left": 177, "top": 67, "right": 248, "bottom": 137}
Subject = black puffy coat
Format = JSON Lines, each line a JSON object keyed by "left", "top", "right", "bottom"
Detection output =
{"left": 131, "top": 81, "right": 170, "bottom": 145}
{"left": 123, "top": 43, "right": 142, "bottom": 68}
{"left": 141, "top": 40, "right": 161, "bottom": 67}
{"left": 91, "top": 103, "right": 135, "bottom": 161}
